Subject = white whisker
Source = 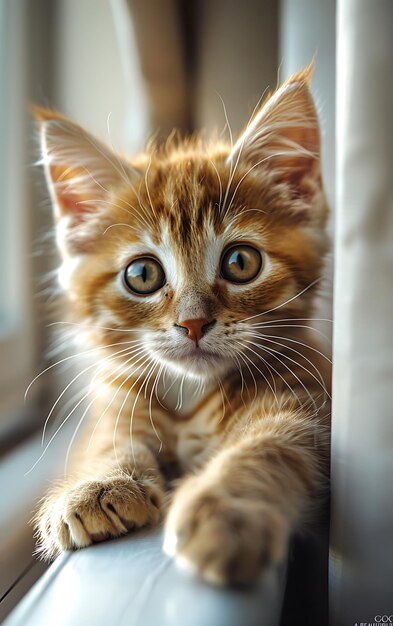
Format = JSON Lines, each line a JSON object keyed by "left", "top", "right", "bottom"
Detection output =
{"left": 234, "top": 340, "right": 279, "bottom": 407}
{"left": 246, "top": 334, "right": 330, "bottom": 399}
{"left": 248, "top": 330, "right": 332, "bottom": 365}
{"left": 242, "top": 339, "right": 317, "bottom": 412}
{"left": 127, "top": 357, "right": 157, "bottom": 467}
{"left": 236, "top": 339, "right": 304, "bottom": 409}
{"left": 233, "top": 350, "right": 257, "bottom": 404}
{"left": 25, "top": 338, "right": 144, "bottom": 402}
{"left": 239, "top": 278, "right": 322, "bottom": 323}
{"left": 103, "top": 223, "right": 139, "bottom": 235}
{"left": 250, "top": 323, "right": 331, "bottom": 343}
{"left": 40, "top": 344, "right": 143, "bottom": 445}
{"left": 148, "top": 362, "right": 165, "bottom": 453}
{"left": 86, "top": 346, "right": 151, "bottom": 451}
{"left": 215, "top": 375, "right": 227, "bottom": 424}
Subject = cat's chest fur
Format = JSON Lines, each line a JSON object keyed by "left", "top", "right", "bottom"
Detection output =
{"left": 156, "top": 375, "right": 223, "bottom": 472}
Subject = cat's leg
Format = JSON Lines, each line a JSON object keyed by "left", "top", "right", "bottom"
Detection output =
{"left": 35, "top": 399, "right": 173, "bottom": 560}
{"left": 164, "top": 407, "right": 329, "bottom": 585}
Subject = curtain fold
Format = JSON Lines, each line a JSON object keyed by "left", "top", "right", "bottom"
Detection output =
{"left": 330, "top": 1, "right": 393, "bottom": 623}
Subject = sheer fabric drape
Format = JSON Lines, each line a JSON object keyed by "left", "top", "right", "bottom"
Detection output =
{"left": 330, "top": 1, "right": 393, "bottom": 623}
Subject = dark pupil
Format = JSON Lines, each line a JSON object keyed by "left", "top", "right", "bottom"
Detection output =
{"left": 141, "top": 264, "right": 147, "bottom": 282}
{"left": 236, "top": 252, "right": 245, "bottom": 271}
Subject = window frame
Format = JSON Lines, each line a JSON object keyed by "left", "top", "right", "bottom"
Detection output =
{"left": 0, "top": 1, "right": 37, "bottom": 437}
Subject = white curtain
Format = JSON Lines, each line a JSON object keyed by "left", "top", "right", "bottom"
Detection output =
{"left": 330, "top": 0, "right": 393, "bottom": 623}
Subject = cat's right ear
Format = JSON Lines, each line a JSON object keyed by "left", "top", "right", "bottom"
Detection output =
{"left": 227, "top": 65, "right": 321, "bottom": 199}
{"left": 34, "top": 107, "right": 138, "bottom": 255}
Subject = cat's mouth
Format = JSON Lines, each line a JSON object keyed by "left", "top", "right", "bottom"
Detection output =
{"left": 177, "top": 346, "right": 222, "bottom": 362}
{"left": 163, "top": 338, "right": 218, "bottom": 364}
{"left": 158, "top": 343, "right": 232, "bottom": 379}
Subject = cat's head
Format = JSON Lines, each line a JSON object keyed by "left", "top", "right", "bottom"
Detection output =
{"left": 37, "top": 67, "right": 329, "bottom": 380}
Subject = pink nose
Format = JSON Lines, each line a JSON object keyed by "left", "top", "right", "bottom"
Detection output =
{"left": 177, "top": 318, "right": 210, "bottom": 346}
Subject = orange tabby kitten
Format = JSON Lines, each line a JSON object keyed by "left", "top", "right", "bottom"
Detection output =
{"left": 34, "top": 67, "right": 330, "bottom": 586}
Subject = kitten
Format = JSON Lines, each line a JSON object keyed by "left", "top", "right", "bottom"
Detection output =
{"left": 34, "top": 66, "right": 331, "bottom": 586}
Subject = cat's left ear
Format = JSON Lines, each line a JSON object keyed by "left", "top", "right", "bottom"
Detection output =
{"left": 34, "top": 107, "right": 138, "bottom": 254}
{"left": 228, "top": 65, "right": 320, "bottom": 195}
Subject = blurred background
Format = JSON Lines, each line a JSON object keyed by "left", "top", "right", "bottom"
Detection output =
{"left": 14, "top": 1, "right": 393, "bottom": 625}
{"left": 0, "top": 0, "right": 337, "bottom": 618}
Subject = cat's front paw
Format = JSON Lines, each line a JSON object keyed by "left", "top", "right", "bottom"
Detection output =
{"left": 164, "top": 478, "right": 289, "bottom": 586}
{"left": 35, "top": 472, "right": 163, "bottom": 560}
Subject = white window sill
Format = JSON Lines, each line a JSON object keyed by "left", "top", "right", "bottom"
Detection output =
{"left": 3, "top": 531, "right": 286, "bottom": 626}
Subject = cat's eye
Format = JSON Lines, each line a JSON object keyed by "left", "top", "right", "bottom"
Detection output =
{"left": 220, "top": 244, "right": 262, "bottom": 284}
{"left": 124, "top": 257, "right": 166, "bottom": 295}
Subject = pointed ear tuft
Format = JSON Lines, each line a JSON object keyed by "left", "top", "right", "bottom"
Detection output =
{"left": 36, "top": 109, "right": 137, "bottom": 255}
{"left": 228, "top": 63, "right": 320, "bottom": 196}
{"left": 284, "top": 59, "right": 315, "bottom": 88}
